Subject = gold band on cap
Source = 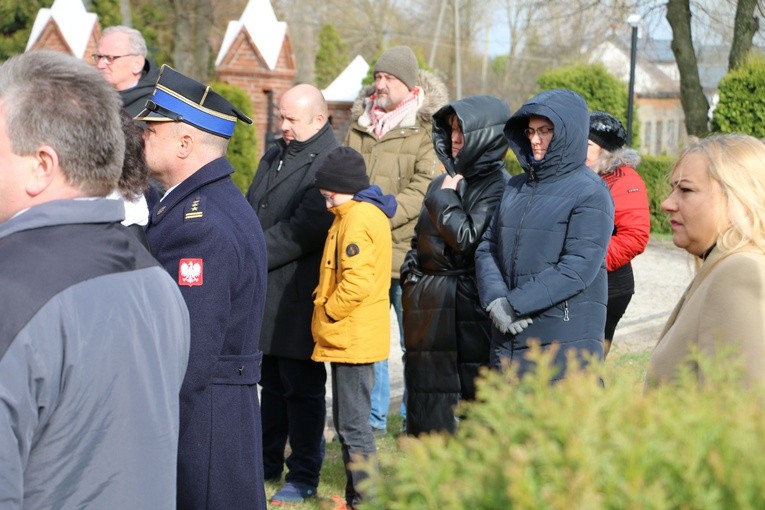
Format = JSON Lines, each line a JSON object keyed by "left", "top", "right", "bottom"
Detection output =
{"left": 155, "top": 83, "right": 237, "bottom": 123}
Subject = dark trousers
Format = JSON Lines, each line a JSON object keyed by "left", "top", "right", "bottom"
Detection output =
{"left": 331, "top": 362, "right": 377, "bottom": 507}
{"left": 260, "top": 355, "right": 327, "bottom": 487}
{"left": 605, "top": 294, "right": 633, "bottom": 341}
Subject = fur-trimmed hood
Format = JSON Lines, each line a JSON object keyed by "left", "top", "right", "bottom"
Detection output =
{"left": 594, "top": 148, "right": 641, "bottom": 175}
{"left": 350, "top": 69, "right": 449, "bottom": 128}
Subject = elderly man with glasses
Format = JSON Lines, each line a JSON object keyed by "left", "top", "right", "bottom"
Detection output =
{"left": 94, "top": 25, "right": 160, "bottom": 117}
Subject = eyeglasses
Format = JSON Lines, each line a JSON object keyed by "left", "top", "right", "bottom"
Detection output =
{"left": 524, "top": 126, "right": 554, "bottom": 138}
{"left": 91, "top": 54, "right": 137, "bottom": 65}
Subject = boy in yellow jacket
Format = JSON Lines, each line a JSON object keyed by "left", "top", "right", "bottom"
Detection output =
{"left": 311, "top": 147, "right": 396, "bottom": 508}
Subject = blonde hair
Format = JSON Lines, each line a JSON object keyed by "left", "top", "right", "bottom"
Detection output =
{"left": 674, "top": 134, "right": 765, "bottom": 255}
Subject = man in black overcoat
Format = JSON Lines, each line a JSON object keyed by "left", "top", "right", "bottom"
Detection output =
{"left": 246, "top": 83, "right": 337, "bottom": 504}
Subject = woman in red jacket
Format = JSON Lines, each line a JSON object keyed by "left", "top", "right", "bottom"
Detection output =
{"left": 586, "top": 111, "right": 650, "bottom": 357}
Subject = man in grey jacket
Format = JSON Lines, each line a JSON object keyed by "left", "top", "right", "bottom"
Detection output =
{"left": 0, "top": 51, "right": 190, "bottom": 509}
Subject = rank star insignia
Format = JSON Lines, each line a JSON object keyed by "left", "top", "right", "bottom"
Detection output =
{"left": 185, "top": 197, "right": 204, "bottom": 220}
{"left": 179, "top": 258, "right": 204, "bottom": 286}
{"left": 346, "top": 243, "right": 360, "bottom": 257}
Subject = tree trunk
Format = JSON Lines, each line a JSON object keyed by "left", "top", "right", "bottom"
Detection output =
{"left": 729, "top": 0, "right": 759, "bottom": 70}
{"left": 172, "top": 0, "right": 212, "bottom": 81}
{"left": 120, "top": 0, "right": 132, "bottom": 26}
{"left": 666, "top": 0, "right": 710, "bottom": 138}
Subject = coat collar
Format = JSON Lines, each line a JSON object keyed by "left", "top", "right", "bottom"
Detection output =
{"left": 253, "top": 123, "right": 338, "bottom": 195}
{"left": 150, "top": 157, "right": 232, "bottom": 224}
{"left": 277, "top": 123, "right": 337, "bottom": 180}
{"left": 0, "top": 199, "right": 124, "bottom": 240}
{"left": 656, "top": 245, "right": 725, "bottom": 342}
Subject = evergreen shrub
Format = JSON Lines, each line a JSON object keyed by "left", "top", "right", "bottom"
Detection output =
{"left": 711, "top": 54, "right": 765, "bottom": 137}
{"left": 210, "top": 81, "right": 258, "bottom": 194}
{"left": 365, "top": 346, "right": 765, "bottom": 509}
{"left": 637, "top": 155, "right": 674, "bottom": 235}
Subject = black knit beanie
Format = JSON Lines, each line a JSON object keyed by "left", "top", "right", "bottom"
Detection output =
{"left": 589, "top": 111, "right": 627, "bottom": 152}
{"left": 315, "top": 147, "right": 370, "bottom": 194}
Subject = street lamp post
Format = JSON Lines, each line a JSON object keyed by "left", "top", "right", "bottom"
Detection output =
{"left": 626, "top": 13, "right": 641, "bottom": 147}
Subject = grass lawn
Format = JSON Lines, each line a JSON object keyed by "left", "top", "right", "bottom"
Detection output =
{"left": 265, "top": 350, "right": 652, "bottom": 509}
{"left": 265, "top": 414, "right": 406, "bottom": 509}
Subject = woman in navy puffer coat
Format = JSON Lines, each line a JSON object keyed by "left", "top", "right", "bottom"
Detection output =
{"left": 475, "top": 89, "right": 614, "bottom": 379}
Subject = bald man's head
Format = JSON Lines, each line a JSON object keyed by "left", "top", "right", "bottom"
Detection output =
{"left": 278, "top": 84, "right": 328, "bottom": 143}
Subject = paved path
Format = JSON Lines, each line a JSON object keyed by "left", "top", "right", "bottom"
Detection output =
{"left": 325, "top": 237, "right": 694, "bottom": 421}
{"left": 607, "top": 237, "right": 692, "bottom": 356}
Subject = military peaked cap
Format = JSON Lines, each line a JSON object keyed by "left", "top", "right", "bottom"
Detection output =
{"left": 136, "top": 65, "right": 252, "bottom": 138}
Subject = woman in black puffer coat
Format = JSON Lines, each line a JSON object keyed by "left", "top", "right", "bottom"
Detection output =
{"left": 401, "top": 95, "right": 510, "bottom": 436}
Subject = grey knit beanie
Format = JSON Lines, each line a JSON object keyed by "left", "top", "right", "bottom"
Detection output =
{"left": 373, "top": 46, "right": 419, "bottom": 90}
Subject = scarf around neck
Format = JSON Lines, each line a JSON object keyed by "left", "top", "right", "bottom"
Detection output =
{"left": 369, "top": 87, "right": 420, "bottom": 139}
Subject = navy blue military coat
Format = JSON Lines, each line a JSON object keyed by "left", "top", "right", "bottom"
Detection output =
{"left": 146, "top": 157, "right": 268, "bottom": 510}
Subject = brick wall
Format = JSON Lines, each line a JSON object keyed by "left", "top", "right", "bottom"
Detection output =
{"left": 217, "top": 29, "right": 296, "bottom": 158}
{"left": 29, "top": 21, "right": 73, "bottom": 55}
{"left": 327, "top": 101, "right": 353, "bottom": 143}
{"left": 28, "top": 19, "right": 101, "bottom": 63}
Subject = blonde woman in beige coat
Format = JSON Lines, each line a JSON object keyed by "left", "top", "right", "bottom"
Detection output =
{"left": 647, "top": 134, "right": 765, "bottom": 388}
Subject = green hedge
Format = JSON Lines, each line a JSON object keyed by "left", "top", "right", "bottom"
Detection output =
{"left": 711, "top": 54, "right": 765, "bottom": 137}
{"left": 503, "top": 154, "right": 673, "bottom": 235}
{"left": 365, "top": 346, "right": 765, "bottom": 509}
{"left": 537, "top": 63, "right": 640, "bottom": 148}
{"left": 209, "top": 81, "right": 258, "bottom": 194}
{"left": 638, "top": 155, "right": 673, "bottom": 235}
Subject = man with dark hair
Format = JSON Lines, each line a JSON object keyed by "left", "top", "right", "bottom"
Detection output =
{"left": 138, "top": 65, "right": 268, "bottom": 510}
{"left": 0, "top": 50, "right": 189, "bottom": 508}
{"left": 246, "top": 83, "right": 337, "bottom": 505}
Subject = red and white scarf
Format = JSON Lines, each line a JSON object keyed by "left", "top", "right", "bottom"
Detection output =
{"left": 369, "top": 87, "right": 420, "bottom": 139}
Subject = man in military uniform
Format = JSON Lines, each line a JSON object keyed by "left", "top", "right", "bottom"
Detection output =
{"left": 138, "top": 66, "right": 268, "bottom": 510}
